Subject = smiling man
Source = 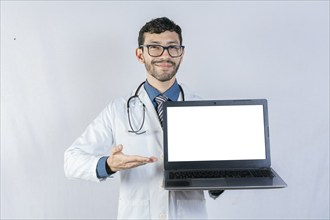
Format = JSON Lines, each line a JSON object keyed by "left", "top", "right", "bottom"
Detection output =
{"left": 137, "top": 31, "right": 184, "bottom": 84}
{"left": 64, "top": 17, "right": 220, "bottom": 219}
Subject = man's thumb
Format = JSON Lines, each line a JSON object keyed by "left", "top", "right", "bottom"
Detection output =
{"left": 111, "top": 144, "right": 123, "bottom": 154}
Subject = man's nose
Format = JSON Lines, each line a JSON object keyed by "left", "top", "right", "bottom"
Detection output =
{"left": 161, "top": 48, "right": 171, "bottom": 58}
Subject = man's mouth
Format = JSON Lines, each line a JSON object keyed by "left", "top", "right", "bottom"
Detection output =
{"left": 152, "top": 60, "right": 175, "bottom": 68}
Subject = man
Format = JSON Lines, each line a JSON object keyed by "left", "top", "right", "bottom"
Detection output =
{"left": 64, "top": 17, "right": 222, "bottom": 219}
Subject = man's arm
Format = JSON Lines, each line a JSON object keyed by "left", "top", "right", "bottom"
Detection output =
{"left": 64, "top": 104, "right": 114, "bottom": 182}
{"left": 107, "top": 144, "right": 157, "bottom": 172}
{"left": 96, "top": 145, "right": 157, "bottom": 179}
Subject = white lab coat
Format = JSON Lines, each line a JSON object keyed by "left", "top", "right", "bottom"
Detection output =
{"left": 64, "top": 84, "right": 208, "bottom": 219}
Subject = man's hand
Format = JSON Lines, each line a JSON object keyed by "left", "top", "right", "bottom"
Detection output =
{"left": 107, "top": 144, "right": 158, "bottom": 172}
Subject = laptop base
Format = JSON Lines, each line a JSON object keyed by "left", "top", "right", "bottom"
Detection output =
{"left": 164, "top": 168, "right": 287, "bottom": 190}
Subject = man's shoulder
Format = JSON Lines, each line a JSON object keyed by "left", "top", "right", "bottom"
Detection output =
{"left": 102, "top": 97, "right": 127, "bottom": 113}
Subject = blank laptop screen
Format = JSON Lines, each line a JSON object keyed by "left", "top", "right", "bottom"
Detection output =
{"left": 167, "top": 105, "right": 266, "bottom": 162}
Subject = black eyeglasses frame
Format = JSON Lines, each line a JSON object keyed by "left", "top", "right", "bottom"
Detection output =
{"left": 139, "top": 45, "right": 185, "bottom": 58}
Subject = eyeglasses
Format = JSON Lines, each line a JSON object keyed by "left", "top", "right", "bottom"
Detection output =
{"left": 139, "top": 45, "right": 185, "bottom": 58}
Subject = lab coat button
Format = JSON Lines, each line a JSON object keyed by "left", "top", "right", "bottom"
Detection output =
{"left": 159, "top": 212, "right": 166, "bottom": 219}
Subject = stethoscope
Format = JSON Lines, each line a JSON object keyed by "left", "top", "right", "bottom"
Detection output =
{"left": 127, "top": 81, "right": 185, "bottom": 135}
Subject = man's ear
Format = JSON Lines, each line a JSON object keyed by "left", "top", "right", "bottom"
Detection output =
{"left": 135, "top": 48, "right": 145, "bottom": 64}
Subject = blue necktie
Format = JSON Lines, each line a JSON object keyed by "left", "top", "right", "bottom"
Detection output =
{"left": 155, "top": 95, "right": 168, "bottom": 126}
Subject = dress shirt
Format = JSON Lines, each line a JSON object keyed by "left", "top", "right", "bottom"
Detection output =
{"left": 144, "top": 79, "right": 180, "bottom": 107}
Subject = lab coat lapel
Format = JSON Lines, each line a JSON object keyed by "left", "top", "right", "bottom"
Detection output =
{"left": 139, "top": 87, "right": 163, "bottom": 130}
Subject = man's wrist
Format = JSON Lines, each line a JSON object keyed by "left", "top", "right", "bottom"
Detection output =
{"left": 96, "top": 156, "right": 116, "bottom": 178}
{"left": 105, "top": 158, "right": 116, "bottom": 175}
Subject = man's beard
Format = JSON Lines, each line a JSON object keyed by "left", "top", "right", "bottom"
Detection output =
{"left": 145, "top": 59, "right": 181, "bottom": 82}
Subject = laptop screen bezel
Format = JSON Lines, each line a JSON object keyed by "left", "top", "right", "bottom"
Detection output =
{"left": 163, "top": 99, "right": 271, "bottom": 170}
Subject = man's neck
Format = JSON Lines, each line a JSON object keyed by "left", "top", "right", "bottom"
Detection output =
{"left": 146, "top": 76, "right": 176, "bottom": 94}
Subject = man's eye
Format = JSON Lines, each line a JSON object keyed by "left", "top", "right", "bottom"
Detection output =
{"left": 149, "top": 45, "right": 161, "bottom": 50}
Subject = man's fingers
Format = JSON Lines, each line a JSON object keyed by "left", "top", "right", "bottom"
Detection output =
{"left": 125, "top": 157, "right": 158, "bottom": 169}
{"left": 110, "top": 155, "right": 158, "bottom": 171}
{"left": 125, "top": 161, "right": 149, "bottom": 169}
{"left": 149, "top": 156, "right": 158, "bottom": 162}
{"left": 126, "top": 155, "right": 157, "bottom": 163}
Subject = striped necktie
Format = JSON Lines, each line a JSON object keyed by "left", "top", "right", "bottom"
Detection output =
{"left": 155, "top": 95, "right": 168, "bottom": 126}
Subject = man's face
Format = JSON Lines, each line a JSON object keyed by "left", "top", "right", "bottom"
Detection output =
{"left": 136, "top": 31, "right": 184, "bottom": 82}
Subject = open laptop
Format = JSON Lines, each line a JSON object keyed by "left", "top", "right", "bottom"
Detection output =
{"left": 163, "top": 99, "right": 287, "bottom": 190}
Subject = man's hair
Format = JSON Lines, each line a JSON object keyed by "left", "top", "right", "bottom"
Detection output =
{"left": 138, "top": 17, "right": 183, "bottom": 46}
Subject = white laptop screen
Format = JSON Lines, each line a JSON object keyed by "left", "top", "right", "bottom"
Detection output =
{"left": 167, "top": 105, "right": 266, "bottom": 162}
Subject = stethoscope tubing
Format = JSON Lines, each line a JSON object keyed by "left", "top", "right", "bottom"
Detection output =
{"left": 127, "top": 80, "right": 185, "bottom": 134}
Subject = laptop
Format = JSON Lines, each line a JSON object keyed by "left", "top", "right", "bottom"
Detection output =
{"left": 163, "top": 99, "right": 287, "bottom": 190}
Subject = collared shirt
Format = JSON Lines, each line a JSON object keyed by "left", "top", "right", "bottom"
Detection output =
{"left": 144, "top": 80, "right": 181, "bottom": 108}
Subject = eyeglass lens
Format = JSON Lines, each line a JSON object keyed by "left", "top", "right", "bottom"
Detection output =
{"left": 146, "top": 45, "right": 184, "bottom": 57}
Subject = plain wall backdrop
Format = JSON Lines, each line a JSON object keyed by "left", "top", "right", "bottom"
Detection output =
{"left": 1, "top": 1, "right": 329, "bottom": 219}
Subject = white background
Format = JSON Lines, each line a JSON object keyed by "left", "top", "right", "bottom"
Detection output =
{"left": 1, "top": 1, "right": 329, "bottom": 219}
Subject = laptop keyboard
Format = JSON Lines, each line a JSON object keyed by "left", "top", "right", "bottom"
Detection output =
{"left": 169, "top": 169, "right": 274, "bottom": 179}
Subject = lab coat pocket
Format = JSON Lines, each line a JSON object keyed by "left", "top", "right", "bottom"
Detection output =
{"left": 177, "top": 199, "right": 208, "bottom": 219}
{"left": 117, "top": 199, "right": 150, "bottom": 219}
